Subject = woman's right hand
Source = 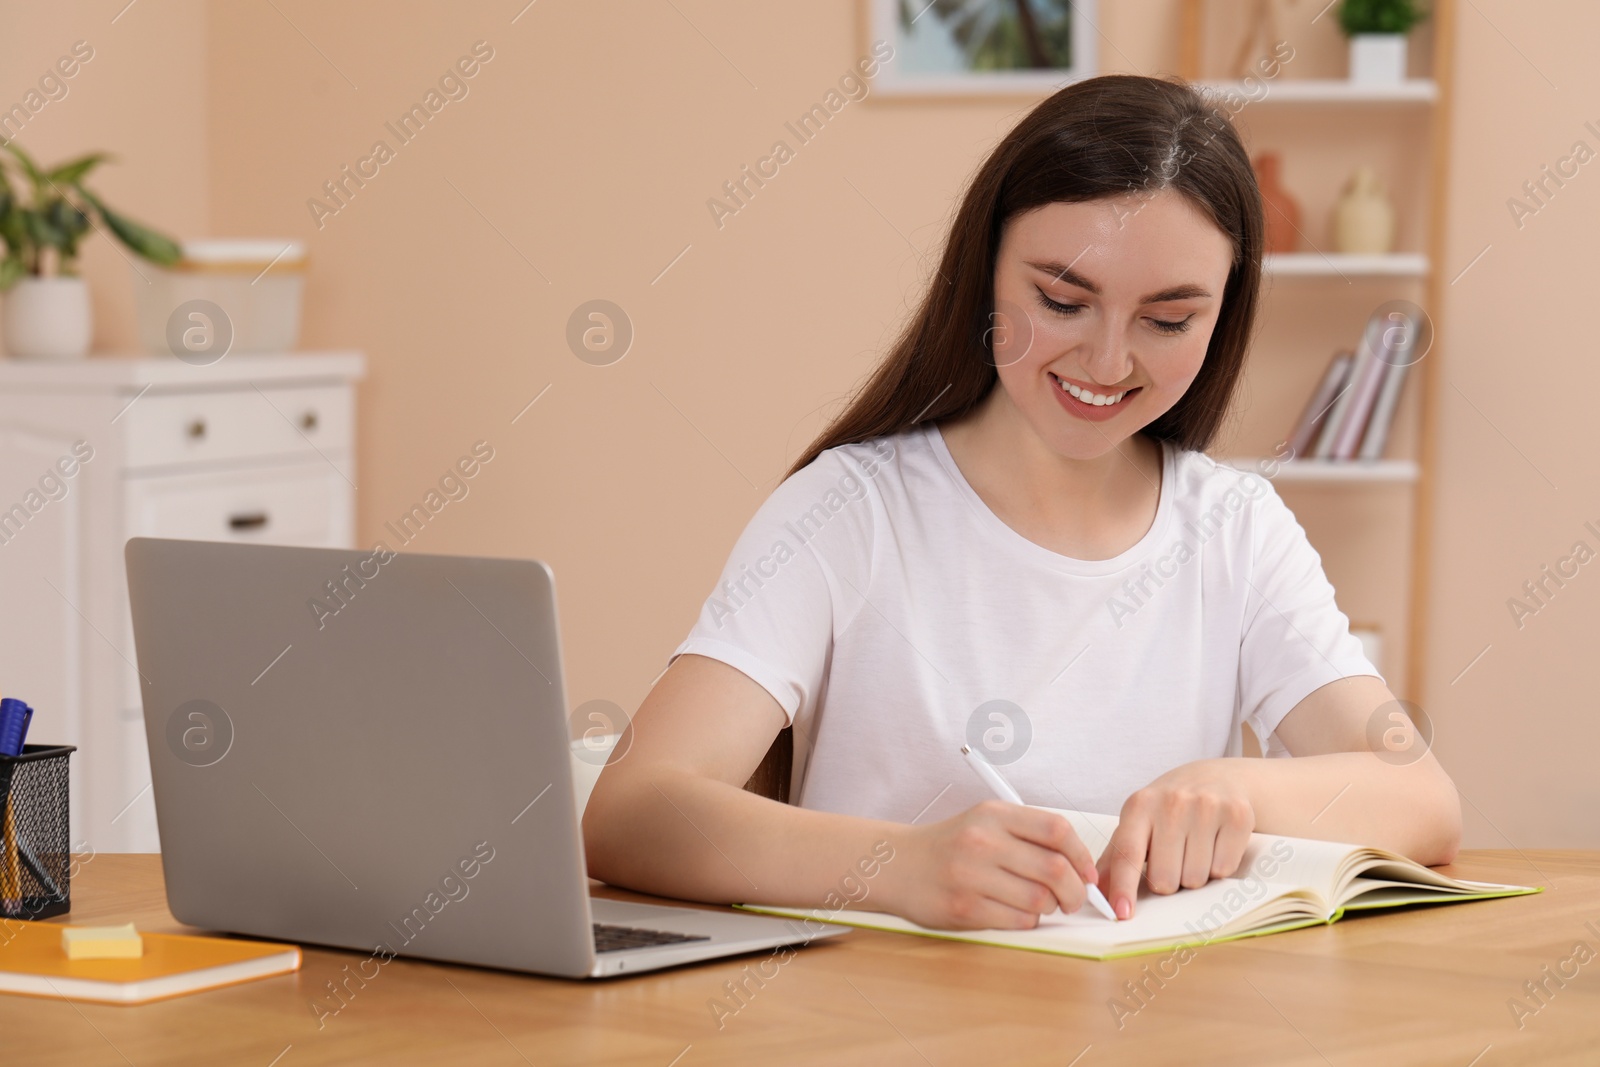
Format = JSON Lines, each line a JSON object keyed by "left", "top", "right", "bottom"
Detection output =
{"left": 882, "top": 800, "right": 1101, "bottom": 930}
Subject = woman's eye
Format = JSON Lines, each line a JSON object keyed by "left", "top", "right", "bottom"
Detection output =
{"left": 1035, "top": 290, "right": 1194, "bottom": 335}
{"left": 1035, "top": 290, "right": 1081, "bottom": 316}
{"left": 1149, "top": 317, "right": 1193, "bottom": 335}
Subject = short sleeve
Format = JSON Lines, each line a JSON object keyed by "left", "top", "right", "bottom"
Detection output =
{"left": 1238, "top": 479, "right": 1382, "bottom": 754}
{"left": 670, "top": 443, "right": 886, "bottom": 725}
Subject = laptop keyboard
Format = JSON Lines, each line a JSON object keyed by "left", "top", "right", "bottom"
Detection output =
{"left": 593, "top": 922, "right": 711, "bottom": 953}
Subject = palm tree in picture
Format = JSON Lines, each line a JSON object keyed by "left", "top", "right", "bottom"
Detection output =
{"left": 899, "top": 0, "right": 1075, "bottom": 71}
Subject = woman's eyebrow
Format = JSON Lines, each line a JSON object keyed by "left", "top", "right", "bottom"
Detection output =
{"left": 1026, "top": 260, "right": 1212, "bottom": 303}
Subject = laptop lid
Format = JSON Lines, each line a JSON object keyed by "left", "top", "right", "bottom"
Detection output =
{"left": 125, "top": 537, "right": 599, "bottom": 977}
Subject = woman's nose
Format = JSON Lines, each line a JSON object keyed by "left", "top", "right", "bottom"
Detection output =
{"left": 1080, "top": 323, "right": 1134, "bottom": 386}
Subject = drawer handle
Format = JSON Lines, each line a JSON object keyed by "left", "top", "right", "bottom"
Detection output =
{"left": 229, "top": 512, "right": 269, "bottom": 531}
{"left": 188, "top": 419, "right": 207, "bottom": 440}
{"left": 300, "top": 410, "right": 319, "bottom": 431}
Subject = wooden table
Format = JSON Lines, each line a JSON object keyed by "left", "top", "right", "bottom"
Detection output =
{"left": 6, "top": 852, "right": 1600, "bottom": 1065}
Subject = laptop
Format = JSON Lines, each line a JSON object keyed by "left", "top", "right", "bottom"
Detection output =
{"left": 124, "top": 537, "right": 848, "bottom": 979}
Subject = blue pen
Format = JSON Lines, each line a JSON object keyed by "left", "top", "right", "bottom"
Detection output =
{"left": 0, "top": 699, "right": 32, "bottom": 757}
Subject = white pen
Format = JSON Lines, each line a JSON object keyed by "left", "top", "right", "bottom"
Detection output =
{"left": 960, "top": 744, "right": 1119, "bottom": 922}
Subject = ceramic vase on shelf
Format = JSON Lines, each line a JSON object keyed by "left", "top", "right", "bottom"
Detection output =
{"left": 2, "top": 276, "right": 92, "bottom": 360}
{"left": 1333, "top": 166, "right": 1396, "bottom": 255}
{"left": 1254, "top": 152, "right": 1300, "bottom": 255}
{"left": 1348, "top": 34, "right": 1408, "bottom": 85}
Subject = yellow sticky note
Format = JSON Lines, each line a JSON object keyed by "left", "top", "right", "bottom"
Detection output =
{"left": 61, "top": 923, "right": 144, "bottom": 960}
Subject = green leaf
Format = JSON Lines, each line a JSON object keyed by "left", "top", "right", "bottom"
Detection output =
{"left": 2, "top": 142, "right": 48, "bottom": 192}
{"left": 0, "top": 204, "right": 25, "bottom": 251}
{"left": 78, "top": 188, "right": 181, "bottom": 266}
{"left": 46, "top": 152, "right": 109, "bottom": 187}
{"left": 47, "top": 199, "right": 89, "bottom": 260}
{"left": 1338, "top": 0, "right": 1427, "bottom": 35}
{"left": 47, "top": 198, "right": 87, "bottom": 235}
{"left": 0, "top": 255, "right": 26, "bottom": 290}
{"left": 24, "top": 209, "right": 65, "bottom": 251}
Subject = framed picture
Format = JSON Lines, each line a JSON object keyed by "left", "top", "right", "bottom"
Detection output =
{"left": 870, "top": 0, "right": 1098, "bottom": 96}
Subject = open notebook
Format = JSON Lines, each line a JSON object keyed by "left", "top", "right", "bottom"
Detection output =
{"left": 738, "top": 807, "right": 1539, "bottom": 961}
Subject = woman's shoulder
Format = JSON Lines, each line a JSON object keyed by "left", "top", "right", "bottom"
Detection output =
{"left": 786, "top": 425, "right": 929, "bottom": 493}
{"left": 750, "top": 427, "right": 939, "bottom": 551}
{"left": 1162, "top": 442, "right": 1293, "bottom": 526}
{"left": 745, "top": 430, "right": 911, "bottom": 538}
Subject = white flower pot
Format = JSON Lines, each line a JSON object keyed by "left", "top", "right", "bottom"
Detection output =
{"left": 1348, "top": 34, "right": 1409, "bottom": 86}
{"left": 3, "top": 277, "right": 93, "bottom": 360}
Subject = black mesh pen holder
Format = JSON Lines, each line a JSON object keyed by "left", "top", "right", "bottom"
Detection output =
{"left": 0, "top": 744, "right": 76, "bottom": 920}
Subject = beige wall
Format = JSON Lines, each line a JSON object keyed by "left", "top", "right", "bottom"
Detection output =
{"left": 0, "top": 0, "right": 209, "bottom": 346}
{"left": 8, "top": 1, "right": 1591, "bottom": 846}
{"left": 199, "top": 0, "right": 1197, "bottom": 738}
{"left": 1425, "top": 1, "right": 1600, "bottom": 848}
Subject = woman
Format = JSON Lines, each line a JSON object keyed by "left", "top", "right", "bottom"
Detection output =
{"left": 584, "top": 73, "right": 1460, "bottom": 930}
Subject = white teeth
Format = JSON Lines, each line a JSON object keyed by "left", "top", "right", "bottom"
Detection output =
{"left": 1055, "top": 376, "right": 1126, "bottom": 406}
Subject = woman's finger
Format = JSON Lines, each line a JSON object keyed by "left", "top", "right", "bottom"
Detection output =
{"left": 1210, "top": 817, "right": 1253, "bottom": 880}
{"left": 996, "top": 839, "right": 1088, "bottom": 914}
{"left": 1101, "top": 817, "right": 1150, "bottom": 919}
{"left": 967, "top": 861, "right": 1073, "bottom": 925}
{"left": 1000, "top": 806, "right": 1098, "bottom": 885}
{"left": 1180, "top": 800, "right": 1221, "bottom": 889}
{"left": 1144, "top": 806, "right": 1189, "bottom": 895}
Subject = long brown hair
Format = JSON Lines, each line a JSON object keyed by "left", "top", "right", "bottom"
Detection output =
{"left": 789, "top": 73, "right": 1264, "bottom": 477}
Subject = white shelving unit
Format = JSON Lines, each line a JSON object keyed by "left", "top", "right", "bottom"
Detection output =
{"left": 1191, "top": 10, "right": 1457, "bottom": 696}
{"left": 1222, "top": 459, "right": 1420, "bottom": 484}
{"left": 1196, "top": 79, "right": 1437, "bottom": 104}
{"left": 1264, "top": 252, "right": 1430, "bottom": 278}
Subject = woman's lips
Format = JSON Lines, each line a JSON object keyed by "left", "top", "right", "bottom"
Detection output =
{"left": 1049, "top": 373, "right": 1139, "bottom": 422}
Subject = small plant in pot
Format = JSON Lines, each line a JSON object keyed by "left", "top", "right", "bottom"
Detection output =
{"left": 1339, "top": 0, "right": 1429, "bottom": 86}
{"left": 0, "top": 144, "right": 180, "bottom": 359}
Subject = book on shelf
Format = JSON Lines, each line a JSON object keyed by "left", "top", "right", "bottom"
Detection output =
{"left": 1292, "top": 306, "right": 1419, "bottom": 463}
{"left": 738, "top": 807, "right": 1538, "bottom": 962}
{"left": 1357, "top": 313, "right": 1420, "bottom": 460}
{"left": 1310, "top": 349, "right": 1359, "bottom": 459}
{"left": 1330, "top": 325, "right": 1393, "bottom": 460}
{"left": 1287, "top": 349, "right": 1352, "bottom": 458}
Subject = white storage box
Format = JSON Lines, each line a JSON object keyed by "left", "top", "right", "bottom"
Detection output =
{"left": 134, "top": 239, "right": 306, "bottom": 357}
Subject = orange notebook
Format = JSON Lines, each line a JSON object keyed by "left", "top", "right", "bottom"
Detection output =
{"left": 0, "top": 921, "right": 300, "bottom": 1005}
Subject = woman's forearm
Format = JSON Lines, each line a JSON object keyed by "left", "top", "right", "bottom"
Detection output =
{"left": 583, "top": 765, "right": 907, "bottom": 910}
{"left": 1221, "top": 752, "right": 1462, "bottom": 864}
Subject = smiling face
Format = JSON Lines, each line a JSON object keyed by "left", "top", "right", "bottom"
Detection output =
{"left": 987, "top": 188, "right": 1236, "bottom": 459}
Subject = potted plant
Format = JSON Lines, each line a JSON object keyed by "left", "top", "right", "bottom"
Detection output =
{"left": 1339, "top": 0, "right": 1428, "bottom": 86}
{"left": 0, "top": 144, "right": 179, "bottom": 359}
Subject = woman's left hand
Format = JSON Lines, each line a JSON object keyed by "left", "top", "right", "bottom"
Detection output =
{"left": 1096, "top": 760, "right": 1255, "bottom": 919}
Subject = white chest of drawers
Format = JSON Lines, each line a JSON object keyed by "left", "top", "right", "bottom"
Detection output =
{"left": 0, "top": 352, "right": 364, "bottom": 853}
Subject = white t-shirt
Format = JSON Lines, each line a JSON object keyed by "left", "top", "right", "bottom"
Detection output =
{"left": 671, "top": 422, "right": 1380, "bottom": 823}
